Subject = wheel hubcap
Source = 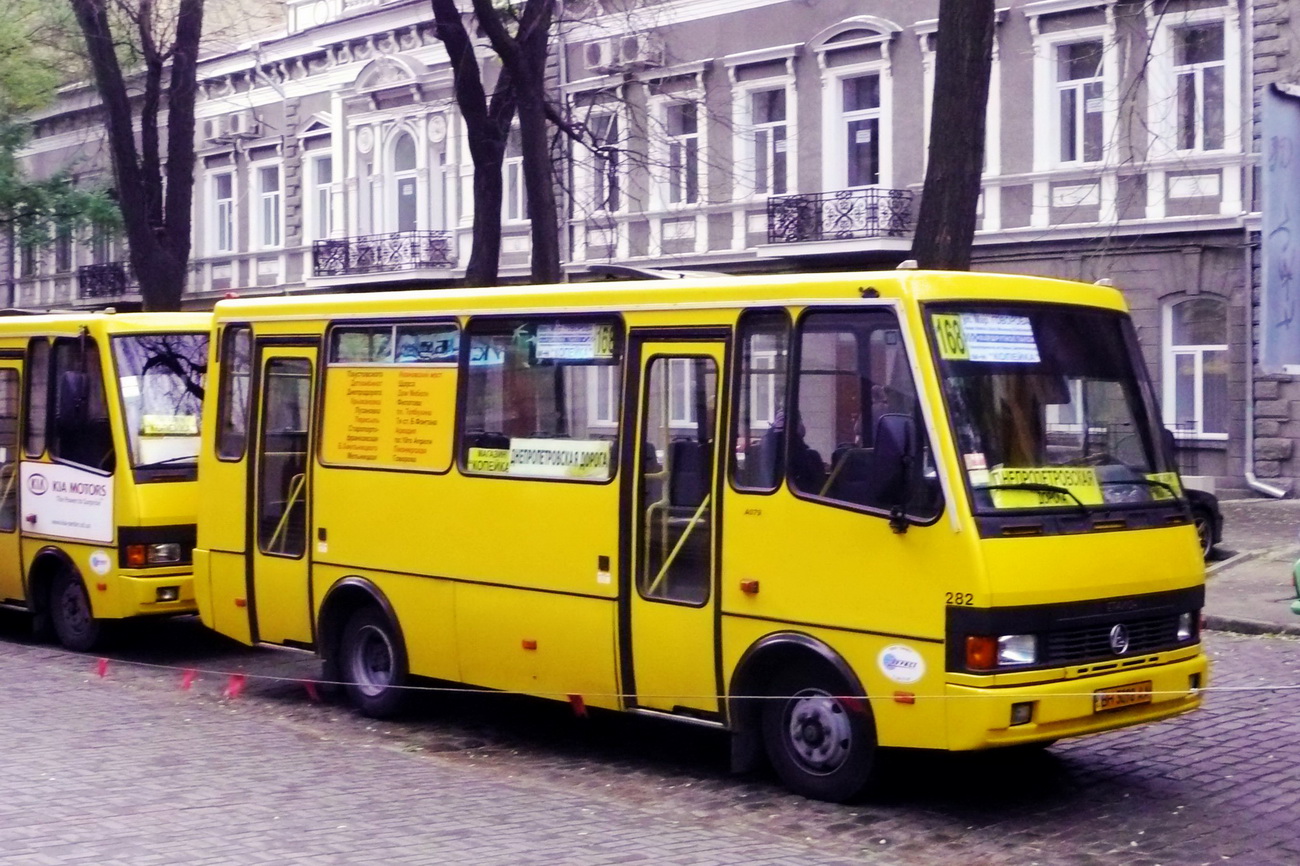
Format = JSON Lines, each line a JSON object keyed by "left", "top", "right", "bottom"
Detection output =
{"left": 785, "top": 688, "right": 852, "bottom": 774}
{"left": 59, "top": 584, "right": 91, "bottom": 635}
{"left": 351, "top": 625, "right": 394, "bottom": 697}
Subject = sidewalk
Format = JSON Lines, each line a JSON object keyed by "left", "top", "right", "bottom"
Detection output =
{"left": 1203, "top": 498, "right": 1300, "bottom": 637}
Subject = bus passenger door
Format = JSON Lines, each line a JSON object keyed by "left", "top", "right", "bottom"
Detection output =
{"left": 0, "top": 361, "right": 22, "bottom": 604}
{"left": 249, "top": 346, "right": 316, "bottom": 646}
{"left": 623, "top": 338, "right": 725, "bottom": 716}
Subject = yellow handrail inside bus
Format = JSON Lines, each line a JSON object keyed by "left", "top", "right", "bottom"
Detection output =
{"left": 268, "top": 472, "right": 306, "bottom": 553}
{"left": 645, "top": 493, "right": 710, "bottom": 597}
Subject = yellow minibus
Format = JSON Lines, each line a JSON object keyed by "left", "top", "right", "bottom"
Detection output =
{"left": 0, "top": 312, "right": 209, "bottom": 650}
{"left": 194, "top": 270, "right": 1205, "bottom": 801}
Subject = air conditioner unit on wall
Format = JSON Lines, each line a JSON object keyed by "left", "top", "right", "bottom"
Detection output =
{"left": 585, "top": 39, "right": 615, "bottom": 73}
{"left": 618, "top": 33, "right": 663, "bottom": 70}
{"left": 226, "top": 110, "right": 261, "bottom": 139}
{"left": 202, "top": 117, "right": 226, "bottom": 143}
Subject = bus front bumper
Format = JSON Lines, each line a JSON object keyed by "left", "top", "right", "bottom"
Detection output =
{"left": 944, "top": 651, "right": 1207, "bottom": 751}
{"left": 112, "top": 572, "right": 198, "bottom": 618}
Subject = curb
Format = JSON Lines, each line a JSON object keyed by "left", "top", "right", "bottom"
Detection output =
{"left": 1203, "top": 614, "right": 1300, "bottom": 638}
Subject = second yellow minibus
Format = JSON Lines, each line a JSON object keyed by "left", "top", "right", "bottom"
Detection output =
{"left": 0, "top": 312, "right": 209, "bottom": 650}
{"left": 193, "top": 270, "right": 1205, "bottom": 801}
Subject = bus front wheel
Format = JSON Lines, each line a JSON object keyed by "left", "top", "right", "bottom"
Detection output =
{"left": 339, "top": 606, "right": 408, "bottom": 719}
{"left": 50, "top": 570, "right": 104, "bottom": 652}
{"left": 761, "top": 665, "right": 876, "bottom": 802}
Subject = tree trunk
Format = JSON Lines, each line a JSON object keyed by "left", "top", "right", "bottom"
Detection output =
{"left": 432, "top": 0, "right": 515, "bottom": 287}
{"left": 910, "top": 0, "right": 995, "bottom": 271}
{"left": 474, "top": 0, "right": 562, "bottom": 285}
{"left": 69, "top": 0, "right": 203, "bottom": 311}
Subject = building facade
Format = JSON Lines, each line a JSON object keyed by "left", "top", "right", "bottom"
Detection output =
{"left": 7, "top": 0, "right": 1296, "bottom": 495}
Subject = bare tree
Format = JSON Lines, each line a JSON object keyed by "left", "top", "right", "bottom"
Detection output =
{"left": 910, "top": 0, "right": 996, "bottom": 270}
{"left": 431, "top": 0, "right": 517, "bottom": 287}
{"left": 474, "top": 0, "right": 562, "bottom": 284}
{"left": 68, "top": 0, "right": 203, "bottom": 311}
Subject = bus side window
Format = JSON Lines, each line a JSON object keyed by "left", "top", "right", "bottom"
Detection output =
{"left": 49, "top": 339, "right": 115, "bottom": 473}
{"left": 793, "top": 310, "right": 939, "bottom": 519}
{"left": 24, "top": 339, "right": 49, "bottom": 458}
{"left": 216, "top": 326, "right": 252, "bottom": 460}
{"left": 0, "top": 369, "right": 19, "bottom": 531}
{"left": 460, "top": 318, "right": 622, "bottom": 482}
{"left": 731, "top": 310, "right": 790, "bottom": 491}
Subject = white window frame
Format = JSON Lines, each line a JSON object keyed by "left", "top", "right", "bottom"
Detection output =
{"left": 252, "top": 162, "right": 283, "bottom": 250}
{"left": 1162, "top": 298, "right": 1229, "bottom": 441}
{"left": 668, "top": 357, "right": 698, "bottom": 426}
{"left": 503, "top": 125, "right": 527, "bottom": 224}
{"left": 575, "top": 106, "right": 625, "bottom": 216}
{"left": 1054, "top": 39, "right": 1106, "bottom": 165}
{"left": 586, "top": 364, "right": 619, "bottom": 427}
{"left": 1147, "top": 5, "right": 1241, "bottom": 162}
{"left": 390, "top": 129, "right": 421, "bottom": 234}
{"left": 724, "top": 45, "right": 799, "bottom": 203}
{"left": 823, "top": 65, "right": 889, "bottom": 190}
{"left": 210, "top": 170, "right": 235, "bottom": 255}
{"left": 652, "top": 96, "right": 703, "bottom": 209}
{"left": 307, "top": 153, "right": 334, "bottom": 242}
{"left": 1031, "top": 24, "right": 1117, "bottom": 171}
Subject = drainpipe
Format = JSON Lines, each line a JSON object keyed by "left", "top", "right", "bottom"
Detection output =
{"left": 1243, "top": 0, "right": 1288, "bottom": 498}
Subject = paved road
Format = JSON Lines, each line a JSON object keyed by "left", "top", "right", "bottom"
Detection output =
{"left": 0, "top": 614, "right": 1297, "bottom": 865}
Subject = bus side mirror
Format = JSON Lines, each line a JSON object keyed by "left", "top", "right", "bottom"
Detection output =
{"left": 874, "top": 413, "right": 917, "bottom": 532}
{"left": 55, "top": 371, "right": 89, "bottom": 429}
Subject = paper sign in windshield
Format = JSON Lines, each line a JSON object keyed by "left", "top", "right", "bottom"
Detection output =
{"left": 987, "top": 466, "right": 1102, "bottom": 508}
{"left": 935, "top": 313, "right": 1040, "bottom": 364}
{"left": 468, "top": 438, "right": 612, "bottom": 481}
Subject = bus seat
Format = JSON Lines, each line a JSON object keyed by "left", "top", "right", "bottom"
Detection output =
{"left": 668, "top": 439, "right": 709, "bottom": 508}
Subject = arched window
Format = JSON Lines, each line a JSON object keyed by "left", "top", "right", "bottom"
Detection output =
{"left": 392, "top": 132, "right": 418, "bottom": 233}
{"left": 1163, "top": 296, "right": 1228, "bottom": 438}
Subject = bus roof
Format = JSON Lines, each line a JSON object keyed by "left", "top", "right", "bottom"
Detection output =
{"left": 0, "top": 311, "right": 210, "bottom": 339}
{"left": 212, "top": 270, "right": 1128, "bottom": 323}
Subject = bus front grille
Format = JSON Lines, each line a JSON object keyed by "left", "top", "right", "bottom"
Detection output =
{"left": 1043, "top": 615, "right": 1182, "bottom": 664}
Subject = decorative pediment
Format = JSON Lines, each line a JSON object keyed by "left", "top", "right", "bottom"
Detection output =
{"left": 809, "top": 16, "right": 903, "bottom": 53}
{"left": 355, "top": 56, "right": 422, "bottom": 92}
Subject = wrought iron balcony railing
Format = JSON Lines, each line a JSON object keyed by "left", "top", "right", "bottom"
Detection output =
{"left": 767, "top": 188, "right": 914, "bottom": 245}
{"left": 313, "top": 231, "right": 456, "bottom": 278}
{"left": 77, "top": 262, "right": 130, "bottom": 298}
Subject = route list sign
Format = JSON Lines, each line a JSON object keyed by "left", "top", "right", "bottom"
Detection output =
{"left": 321, "top": 364, "right": 456, "bottom": 470}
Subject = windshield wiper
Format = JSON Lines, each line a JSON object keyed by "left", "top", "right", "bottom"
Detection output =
{"left": 973, "top": 483, "right": 1092, "bottom": 516}
{"left": 134, "top": 454, "right": 198, "bottom": 470}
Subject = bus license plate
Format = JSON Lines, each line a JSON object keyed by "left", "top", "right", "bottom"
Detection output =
{"left": 1093, "top": 681, "right": 1152, "bottom": 713}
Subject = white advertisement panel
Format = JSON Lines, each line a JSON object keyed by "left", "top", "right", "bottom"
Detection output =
{"left": 20, "top": 462, "right": 114, "bottom": 543}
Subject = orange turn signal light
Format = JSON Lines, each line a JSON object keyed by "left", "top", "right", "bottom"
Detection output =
{"left": 965, "top": 635, "right": 997, "bottom": 671}
{"left": 125, "top": 544, "right": 147, "bottom": 568}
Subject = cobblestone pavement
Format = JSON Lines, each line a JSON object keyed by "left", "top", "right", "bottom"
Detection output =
{"left": 0, "top": 613, "right": 1297, "bottom": 865}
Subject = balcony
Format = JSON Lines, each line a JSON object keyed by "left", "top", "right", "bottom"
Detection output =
{"left": 766, "top": 188, "right": 915, "bottom": 246}
{"left": 77, "top": 262, "right": 130, "bottom": 299}
{"left": 312, "top": 231, "right": 456, "bottom": 279}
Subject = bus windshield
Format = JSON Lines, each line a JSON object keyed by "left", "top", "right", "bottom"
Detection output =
{"left": 112, "top": 333, "right": 208, "bottom": 469}
{"left": 928, "top": 303, "right": 1177, "bottom": 512}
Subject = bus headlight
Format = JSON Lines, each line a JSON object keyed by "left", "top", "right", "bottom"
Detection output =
{"left": 125, "top": 542, "right": 183, "bottom": 567}
{"left": 998, "top": 634, "right": 1038, "bottom": 666}
{"left": 1177, "top": 612, "right": 1195, "bottom": 641}
{"left": 965, "top": 634, "right": 1038, "bottom": 670}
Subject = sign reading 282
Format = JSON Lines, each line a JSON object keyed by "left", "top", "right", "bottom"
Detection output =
{"left": 932, "top": 314, "right": 970, "bottom": 360}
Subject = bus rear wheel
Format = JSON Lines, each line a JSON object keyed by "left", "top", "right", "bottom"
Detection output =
{"left": 339, "top": 607, "right": 408, "bottom": 719}
{"left": 50, "top": 570, "right": 104, "bottom": 652}
{"left": 761, "top": 664, "right": 876, "bottom": 802}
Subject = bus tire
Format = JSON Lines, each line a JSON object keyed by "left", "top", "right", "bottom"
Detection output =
{"left": 761, "top": 664, "right": 876, "bottom": 802}
{"left": 339, "top": 606, "right": 408, "bottom": 719}
{"left": 50, "top": 569, "right": 104, "bottom": 652}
